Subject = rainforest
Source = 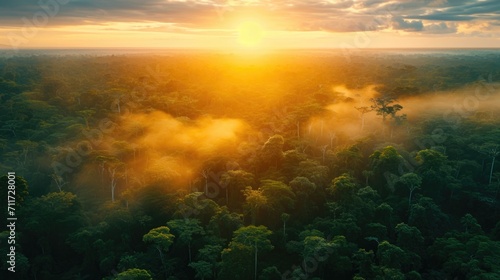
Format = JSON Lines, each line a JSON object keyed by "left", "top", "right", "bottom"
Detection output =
{"left": 0, "top": 49, "right": 500, "bottom": 280}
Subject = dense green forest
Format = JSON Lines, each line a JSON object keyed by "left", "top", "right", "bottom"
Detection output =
{"left": 1, "top": 50, "right": 499, "bottom": 280}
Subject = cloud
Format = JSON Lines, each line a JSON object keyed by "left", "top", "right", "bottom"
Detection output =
{"left": 424, "top": 22, "right": 458, "bottom": 34}
{"left": 0, "top": 0, "right": 219, "bottom": 27}
{"left": 405, "top": 0, "right": 500, "bottom": 22}
{"left": 409, "top": 15, "right": 476, "bottom": 21}
{"left": 0, "top": 0, "right": 497, "bottom": 36}
{"left": 392, "top": 16, "right": 424, "bottom": 32}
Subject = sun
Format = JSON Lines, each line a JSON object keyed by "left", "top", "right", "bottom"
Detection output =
{"left": 237, "top": 21, "right": 265, "bottom": 47}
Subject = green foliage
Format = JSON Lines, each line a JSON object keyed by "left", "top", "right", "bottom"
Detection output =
{"left": 282, "top": 150, "right": 308, "bottom": 180}
{"left": 258, "top": 266, "right": 281, "bottom": 280}
{"left": 371, "top": 146, "right": 403, "bottom": 174}
{"left": 399, "top": 173, "right": 421, "bottom": 189}
{"left": 297, "top": 160, "right": 330, "bottom": 188}
{"left": 220, "top": 170, "right": 255, "bottom": 208}
{"left": 429, "top": 233, "right": 500, "bottom": 279}
{"left": 416, "top": 149, "right": 447, "bottom": 171}
{"left": 377, "top": 241, "right": 417, "bottom": 271}
{"left": 395, "top": 223, "right": 424, "bottom": 253}
{"left": 354, "top": 249, "right": 375, "bottom": 279}
{"left": 1, "top": 53, "right": 499, "bottom": 279}
{"left": 374, "top": 267, "right": 405, "bottom": 280}
{"left": 260, "top": 180, "right": 296, "bottom": 227}
{"left": 232, "top": 225, "right": 274, "bottom": 251}
{"left": 167, "top": 218, "right": 204, "bottom": 261}
{"left": 302, "top": 236, "right": 334, "bottom": 260}
{"left": 175, "top": 192, "right": 219, "bottom": 225}
{"left": 167, "top": 218, "right": 204, "bottom": 246}
{"left": 260, "top": 134, "right": 285, "bottom": 168}
{"left": 289, "top": 176, "right": 319, "bottom": 222}
{"left": 365, "top": 223, "right": 388, "bottom": 241}
{"left": 220, "top": 225, "right": 273, "bottom": 280}
{"left": 23, "top": 191, "right": 84, "bottom": 236}
{"left": 243, "top": 187, "right": 267, "bottom": 225}
{"left": 219, "top": 243, "right": 253, "bottom": 280}
{"left": 460, "top": 213, "right": 483, "bottom": 234}
{"left": 189, "top": 261, "right": 213, "bottom": 280}
{"left": 115, "top": 268, "right": 153, "bottom": 280}
{"left": 335, "top": 144, "right": 364, "bottom": 173}
{"left": 143, "top": 226, "right": 175, "bottom": 252}
{"left": 328, "top": 173, "right": 358, "bottom": 201}
{"left": 370, "top": 97, "right": 403, "bottom": 123}
{"left": 408, "top": 197, "right": 448, "bottom": 238}
{"left": 207, "top": 206, "right": 243, "bottom": 240}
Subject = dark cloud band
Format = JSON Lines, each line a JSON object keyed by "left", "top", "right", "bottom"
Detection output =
{"left": 0, "top": 0, "right": 497, "bottom": 35}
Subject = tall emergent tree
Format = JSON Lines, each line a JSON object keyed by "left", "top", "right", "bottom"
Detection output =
{"left": 221, "top": 225, "right": 273, "bottom": 280}
{"left": 370, "top": 97, "right": 403, "bottom": 124}
{"left": 243, "top": 187, "right": 267, "bottom": 225}
{"left": 143, "top": 226, "right": 175, "bottom": 279}
{"left": 399, "top": 173, "right": 422, "bottom": 206}
{"left": 472, "top": 143, "right": 499, "bottom": 185}
{"left": 167, "top": 218, "right": 205, "bottom": 262}
{"left": 260, "top": 134, "right": 285, "bottom": 169}
{"left": 355, "top": 106, "right": 373, "bottom": 131}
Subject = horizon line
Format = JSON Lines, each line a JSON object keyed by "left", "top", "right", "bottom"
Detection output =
{"left": 1, "top": 46, "right": 500, "bottom": 50}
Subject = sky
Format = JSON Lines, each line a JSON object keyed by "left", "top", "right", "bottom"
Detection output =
{"left": 0, "top": 0, "right": 499, "bottom": 50}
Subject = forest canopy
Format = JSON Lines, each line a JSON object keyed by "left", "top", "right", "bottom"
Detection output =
{"left": 0, "top": 49, "right": 499, "bottom": 280}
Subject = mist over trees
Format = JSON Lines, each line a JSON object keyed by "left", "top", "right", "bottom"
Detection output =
{"left": 0, "top": 50, "right": 499, "bottom": 279}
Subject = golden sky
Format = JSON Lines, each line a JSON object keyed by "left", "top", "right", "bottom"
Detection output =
{"left": 1, "top": 0, "right": 499, "bottom": 50}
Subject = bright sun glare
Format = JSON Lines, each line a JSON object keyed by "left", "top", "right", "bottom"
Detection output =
{"left": 237, "top": 21, "right": 265, "bottom": 48}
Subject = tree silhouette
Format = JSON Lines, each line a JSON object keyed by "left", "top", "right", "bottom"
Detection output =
{"left": 370, "top": 97, "right": 403, "bottom": 123}
{"left": 167, "top": 218, "right": 205, "bottom": 262}
{"left": 143, "top": 226, "right": 175, "bottom": 279}
{"left": 355, "top": 106, "right": 373, "bottom": 131}
{"left": 399, "top": 173, "right": 422, "bottom": 206}
{"left": 243, "top": 187, "right": 267, "bottom": 225}
{"left": 471, "top": 143, "right": 499, "bottom": 185}
{"left": 231, "top": 225, "right": 274, "bottom": 280}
